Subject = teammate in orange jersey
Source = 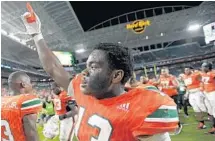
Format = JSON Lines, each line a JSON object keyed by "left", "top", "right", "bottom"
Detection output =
{"left": 1, "top": 71, "right": 42, "bottom": 141}
{"left": 158, "top": 67, "right": 178, "bottom": 100}
{"left": 22, "top": 9, "right": 179, "bottom": 141}
{"left": 51, "top": 82, "right": 78, "bottom": 141}
{"left": 181, "top": 66, "right": 209, "bottom": 129}
{"left": 157, "top": 67, "right": 182, "bottom": 134}
{"left": 201, "top": 62, "right": 215, "bottom": 134}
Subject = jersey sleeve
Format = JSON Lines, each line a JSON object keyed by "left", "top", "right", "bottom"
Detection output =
{"left": 132, "top": 98, "right": 179, "bottom": 137}
{"left": 20, "top": 95, "right": 42, "bottom": 116}
{"left": 137, "top": 132, "right": 170, "bottom": 141}
{"left": 71, "top": 74, "right": 83, "bottom": 101}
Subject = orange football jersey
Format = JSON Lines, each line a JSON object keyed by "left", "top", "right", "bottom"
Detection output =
{"left": 1, "top": 94, "right": 42, "bottom": 141}
{"left": 53, "top": 91, "right": 72, "bottom": 115}
{"left": 201, "top": 71, "right": 215, "bottom": 93}
{"left": 70, "top": 74, "right": 179, "bottom": 141}
{"left": 182, "top": 72, "right": 201, "bottom": 90}
{"left": 159, "top": 75, "right": 178, "bottom": 97}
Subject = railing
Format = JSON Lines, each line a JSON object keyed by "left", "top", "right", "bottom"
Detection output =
{"left": 1, "top": 58, "right": 48, "bottom": 77}
{"left": 88, "top": 5, "right": 193, "bottom": 31}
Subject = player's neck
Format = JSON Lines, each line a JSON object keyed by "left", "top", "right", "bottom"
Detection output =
{"left": 99, "top": 85, "right": 126, "bottom": 99}
{"left": 11, "top": 91, "right": 20, "bottom": 96}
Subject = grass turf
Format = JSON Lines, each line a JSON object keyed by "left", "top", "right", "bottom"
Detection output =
{"left": 171, "top": 109, "right": 214, "bottom": 141}
{"left": 37, "top": 108, "right": 214, "bottom": 141}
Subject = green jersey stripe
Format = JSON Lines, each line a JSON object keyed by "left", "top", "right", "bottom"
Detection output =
{"left": 144, "top": 86, "right": 158, "bottom": 91}
{"left": 147, "top": 109, "right": 178, "bottom": 119}
{"left": 21, "top": 103, "right": 42, "bottom": 110}
{"left": 21, "top": 99, "right": 41, "bottom": 108}
{"left": 22, "top": 98, "right": 39, "bottom": 104}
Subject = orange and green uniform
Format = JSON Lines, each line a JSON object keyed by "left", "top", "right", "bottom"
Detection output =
{"left": 201, "top": 71, "right": 215, "bottom": 93}
{"left": 1, "top": 94, "right": 42, "bottom": 141}
{"left": 53, "top": 91, "right": 72, "bottom": 115}
{"left": 159, "top": 75, "right": 178, "bottom": 97}
{"left": 70, "top": 74, "right": 179, "bottom": 141}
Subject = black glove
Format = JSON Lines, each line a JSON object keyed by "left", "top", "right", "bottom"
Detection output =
{"left": 66, "top": 100, "right": 77, "bottom": 112}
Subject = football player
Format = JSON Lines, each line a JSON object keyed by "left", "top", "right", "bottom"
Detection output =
{"left": 22, "top": 9, "right": 179, "bottom": 141}
{"left": 156, "top": 67, "right": 182, "bottom": 134}
{"left": 1, "top": 71, "right": 42, "bottom": 141}
{"left": 201, "top": 62, "right": 215, "bottom": 134}
{"left": 51, "top": 82, "right": 78, "bottom": 141}
{"left": 181, "top": 66, "right": 209, "bottom": 129}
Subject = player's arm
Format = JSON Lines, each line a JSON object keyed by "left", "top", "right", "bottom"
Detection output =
{"left": 153, "top": 78, "right": 160, "bottom": 86}
{"left": 23, "top": 114, "right": 39, "bottom": 141}
{"left": 59, "top": 100, "right": 78, "bottom": 120}
{"left": 21, "top": 7, "right": 71, "bottom": 91}
{"left": 171, "top": 80, "right": 178, "bottom": 89}
{"left": 33, "top": 35, "right": 72, "bottom": 91}
{"left": 196, "top": 73, "right": 202, "bottom": 81}
{"left": 132, "top": 101, "right": 178, "bottom": 141}
{"left": 137, "top": 133, "right": 171, "bottom": 141}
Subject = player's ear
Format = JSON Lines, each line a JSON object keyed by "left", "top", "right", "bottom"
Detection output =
{"left": 111, "top": 70, "right": 124, "bottom": 84}
{"left": 20, "top": 82, "right": 26, "bottom": 88}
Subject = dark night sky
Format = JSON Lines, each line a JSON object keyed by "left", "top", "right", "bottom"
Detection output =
{"left": 70, "top": 1, "right": 202, "bottom": 31}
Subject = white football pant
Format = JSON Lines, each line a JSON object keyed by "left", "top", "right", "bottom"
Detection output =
{"left": 188, "top": 89, "right": 208, "bottom": 113}
{"left": 59, "top": 117, "right": 74, "bottom": 141}
{"left": 204, "top": 91, "right": 215, "bottom": 117}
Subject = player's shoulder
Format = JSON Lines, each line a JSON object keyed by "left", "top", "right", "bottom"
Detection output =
{"left": 169, "top": 74, "right": 176, "bottom": 79}
{"left": 18, "top": 94, "right": 41, "bottom": 110}
{"left": 128, "top": 88, "right": 177, "bottom": 120}
{"left": 130, "top": 87, "right": 172, "bottom": 106}
{"left": 59, "top": 91, "right": 67, "bottom": 97}
{"left": 179, "top": 73, "right": 185, "bottom": 78}
{"left": 209, "top": 71, "right": 215, "bottom": 76}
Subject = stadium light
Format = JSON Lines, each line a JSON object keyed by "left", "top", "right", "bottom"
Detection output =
{"left": 76, "top": 48, "right": 85, "bottom": 53}
{"left": 146, "top": 36, "right": 149, "bottom": 39}
{"left": 1, "top": 29, "right": 7, "bottom": 35}
{"left": 160, "top": 33, "right": 164, "bottom": 36}
{"left": 187, "top": 24, "right": 201, "bottom": 31}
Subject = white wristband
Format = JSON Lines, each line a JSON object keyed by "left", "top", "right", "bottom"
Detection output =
{"left": 33, "top": 33, "right": 43, "bottom": 42}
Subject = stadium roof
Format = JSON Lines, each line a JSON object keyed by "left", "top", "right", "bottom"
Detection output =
{"left": 1, "top": 1, "right": 215, "bottom": 67}
{"left": 71, "top": 1, "right": 202, "bottom": 31}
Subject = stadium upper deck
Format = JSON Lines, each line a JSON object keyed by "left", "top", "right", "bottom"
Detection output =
{"left": 1, "top": 1, "right": 215, "bottom": 68}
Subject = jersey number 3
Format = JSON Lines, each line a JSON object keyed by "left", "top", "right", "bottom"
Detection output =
{"left": 74, "top": 107, "right": 113, "bottom": 141}
{"left": 1, "top": 120, "right": 14, "bottom": 141}
{"left": 54, "top": 99, "right": 62, "bottom": 110}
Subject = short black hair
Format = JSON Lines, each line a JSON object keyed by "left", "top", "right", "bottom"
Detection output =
{"left": 202, "top": 62, "right": 213, "bottom": 70}
{"left": 94, "top": 43, "right": 133, "bottom": 84}
{"left": 8, "top": 71, "right": 29, "bottom": 86}
{"left": 8, "top": 71, "right": 30, "bottom": 92}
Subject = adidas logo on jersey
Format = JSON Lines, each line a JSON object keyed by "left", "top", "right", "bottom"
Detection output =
{"left": 117, "top": 103, "right": 130, "bottom": 112}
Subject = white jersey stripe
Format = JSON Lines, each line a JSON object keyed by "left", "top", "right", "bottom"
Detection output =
{"left": 159, "top": 105, "right": 177, "bottom": 110}
{"left": 145, "top": 117, "right": 179, "bottom": 122}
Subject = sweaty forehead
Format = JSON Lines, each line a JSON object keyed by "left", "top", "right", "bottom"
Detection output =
{"left": 87, "top": 50, "right": 107, "bottom": 64}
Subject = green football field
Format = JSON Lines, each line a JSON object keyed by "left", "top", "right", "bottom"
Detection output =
{"left": 37, "top": 109, "right": 214, "bottom": 141}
